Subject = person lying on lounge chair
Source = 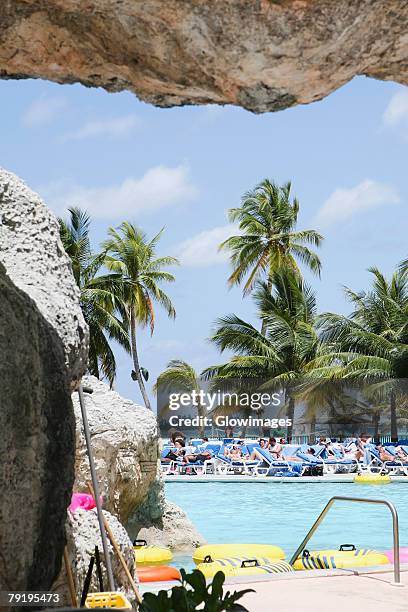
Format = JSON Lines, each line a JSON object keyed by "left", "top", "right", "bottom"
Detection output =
{"left": 395, "top": 446, "right": 408, "bottom": 463}
{"left": 225, "top": 445, "right": 250, "bottom": 461}
{"left": 249, "top": 439, "right": 268, "bottom": 460}
{"left": 375, "top": 444, "right": 395, "bottom": 462}
{"left": 283, "top": 448, "right": 317, "bottom": 462}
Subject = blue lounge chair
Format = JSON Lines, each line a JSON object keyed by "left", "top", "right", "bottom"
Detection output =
{"left": 178, "top": 442, "right": 222, "bottom": 475}
{"left": 362, "top": 443, "right": 408, "bottom": 475}
{"left": 215, "top": 443, "right": 260, "bottom": 475}
{"left": 310, "top": 444, "right": 357, "bottom": 474}
{"left": 251, "top": 447, "right": 304, "bottom": 477}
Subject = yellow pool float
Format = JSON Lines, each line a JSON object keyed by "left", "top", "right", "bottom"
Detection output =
{"left": 193, "top": 543, "right": 285, "bottom": 565}
{"left": 294, "top": 546, "right": 389, "bottom": 571}
{"left": 354, "top": 473, "right": 391, "bottom": 484}
{"left": 197, "top": 558, "right": 293, "bottom": 578}
{"left": 133, "top": 539, "right": 172, "bottom": 564}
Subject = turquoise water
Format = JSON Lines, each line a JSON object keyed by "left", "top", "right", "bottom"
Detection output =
{"left": 165, "top": 481, "right": 408, "bottom": 570}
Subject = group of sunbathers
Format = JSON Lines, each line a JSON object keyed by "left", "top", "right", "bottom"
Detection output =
{"left": 162, "top": 431, "right": 408, "bottom": 468}
{"left": 163, "top": 434, "right": 213, "bottom": 465}
{"left": 224, "top": 437, "right": 285, "bottom": 461}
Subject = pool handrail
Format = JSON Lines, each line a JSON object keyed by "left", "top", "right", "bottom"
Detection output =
{"left": 289, "top": 495, "right": 402, "bottom": 585}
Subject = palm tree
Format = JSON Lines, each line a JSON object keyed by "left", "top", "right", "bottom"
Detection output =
{"left": 220, "top": 179, "right": 323, "bottom": 300}
{"left": 59, "top": 208, "right": 130, "bottom": 386}
{"left": 154, "top": 360, "right": 206, "bottom": 435}
{"left": 204, "top": 269, "right": 321, "bottom": 440}
{"left": 316, "top": 266, "right": 408, "bottom": 441}
{"left": 103, "top": 222, "right": 178, "bottom": 410}
{"left": 59, "top": 207, "right": 92, "bottom": 286}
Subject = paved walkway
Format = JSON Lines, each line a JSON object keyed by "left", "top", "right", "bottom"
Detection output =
{"left": 231, "top": 569, "right": 408, "bottom": 612}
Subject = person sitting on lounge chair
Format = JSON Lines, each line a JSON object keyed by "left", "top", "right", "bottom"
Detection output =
{"left": 319, "top": 437, "right": 336, "bottom": 458}
{"left": 268, "top": 437, "right": 282, "bottom": 459}
{"left": 355, "top": 433, "right": 372, "bottom": 462}
{"left": 183, "top": 445, "right": 213, "bottom": 464}
{"left": 163, "top": 439, "right": 185, "bottom": 463}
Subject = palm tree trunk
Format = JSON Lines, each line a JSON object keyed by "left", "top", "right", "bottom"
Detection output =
{"left": 287, "top": 395, "right": 295, "bottom": 442}
{"left": 198, "top": 402, "right": 205, "bottom": 437}
{"left": 130, "top": 308, "right": 152, "bottom": 411}
{"left": 390, "top": 390, "right": 398, "bottom": 442}
{"left": 373, "top": 413, "right": 380, "bottom": 442}
{"left": 261, "top": 275, "right": 273, "bottom": 336}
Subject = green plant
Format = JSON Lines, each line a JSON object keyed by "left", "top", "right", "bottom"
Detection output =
{"left": 139, "top": 569, "right": 253, "bottom": 612}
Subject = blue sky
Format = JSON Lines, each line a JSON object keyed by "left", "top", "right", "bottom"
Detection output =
{"left": 1, "top": 76, "right": 408, "bottom": 406}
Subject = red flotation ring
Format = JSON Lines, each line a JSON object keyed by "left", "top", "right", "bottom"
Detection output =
{"left": 137, "top": 566, "right": 181, "bottom": 583}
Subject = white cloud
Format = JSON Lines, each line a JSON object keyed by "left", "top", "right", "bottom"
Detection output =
{"left": 177, "top": 224, "right": 235, "bottom": 267}
{"left": 383, "top": 89, "right": 408, "bottom": 128}
{"left": 22, "top": 95, "right": 67, "bottom": 127}
{"left": 63, "top": 114, "right": 140, "bottom": 141}
{"left": 42, "top": 164, "right": 197, "bottom": 219}
{"left": 314, "top": 180, "right": 400, "bottom": 227}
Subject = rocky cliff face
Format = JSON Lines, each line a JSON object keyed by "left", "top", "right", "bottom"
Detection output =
{"left": 74, "top": 376, "right": 205, "bottom": 550}
{"left": 0, "top": 1, "right": 407, "bottom": 113}
{"left": 0, "top": 169, "right": 88, "bottom": 592}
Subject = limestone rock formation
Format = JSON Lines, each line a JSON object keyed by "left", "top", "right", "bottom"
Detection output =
{"left": 74, "top": 376, "right": 205, "bottom": 550}
{"left": 73, "top": 376, "right": 159, "bottom": 523}
{"left": 128, "top": 499, "right": 206, "bottom": 551}
{"left": 0, "top": 1, "right": 407, "bottom": 113}
{"left": 0, "top": 169, "right": 88, "bottom": 593}
{"left": 53, "top": 509, "right": 137, "bottom": 607}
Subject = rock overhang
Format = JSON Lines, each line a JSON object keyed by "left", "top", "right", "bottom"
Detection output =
{"left": 0, "top": 1, "right": 407, "bottom": 113}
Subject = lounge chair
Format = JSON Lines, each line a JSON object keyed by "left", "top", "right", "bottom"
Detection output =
{"left": 160, "top": 447, "right": 184, "bottom": 475}
{"left": 310, "top": 444, "right": 358, "bottom": 474}
{"left": 362, "top": 444, "right": 408, "bottom": 475}
{"left": 251, "top": 446, "right": 304, "bottom": 477}
{"left": 215, "top": 444, "right": 260, "bottom": 475}
{"left": 178, "top": 442, "right": 222, "bottom": 475}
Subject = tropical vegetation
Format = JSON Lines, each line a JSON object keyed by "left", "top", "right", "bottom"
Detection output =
{"left": 102, "top": 222, "right": 178, "bottom": 410}
{"left": 59, "top": 212, "right": 178, "bottom": 409}
{"left": 59, "top": 178, "right": 408, "bottom": 439}
{"left": 59, "top": 208, "right": 130, "bottom": 386}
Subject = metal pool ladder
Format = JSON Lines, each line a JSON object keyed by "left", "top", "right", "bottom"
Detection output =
{"left": 289, "top": 496, "right": 403, "bottom": 586}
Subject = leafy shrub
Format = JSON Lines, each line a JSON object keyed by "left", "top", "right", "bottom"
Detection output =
{"left": 139, "top": 568, "right": 253, "bottom": 612}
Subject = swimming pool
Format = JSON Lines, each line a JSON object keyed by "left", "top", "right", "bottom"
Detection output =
{"left": 165, "top": 481, "right": 408, "bottom": 570}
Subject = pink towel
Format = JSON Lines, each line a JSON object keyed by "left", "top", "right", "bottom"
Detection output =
{"left": 68, "top": 492, "right": 97, "bottom": 513}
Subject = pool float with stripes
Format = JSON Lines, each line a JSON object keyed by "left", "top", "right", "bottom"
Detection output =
{"left": 193, "top": 543, "right": 285, "bottom": 565}
{"left": 294, "top": 545, "right": 389, "bottom": 570}
{"left": 197, "top": 557, "right": 293, "bottom": 578}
